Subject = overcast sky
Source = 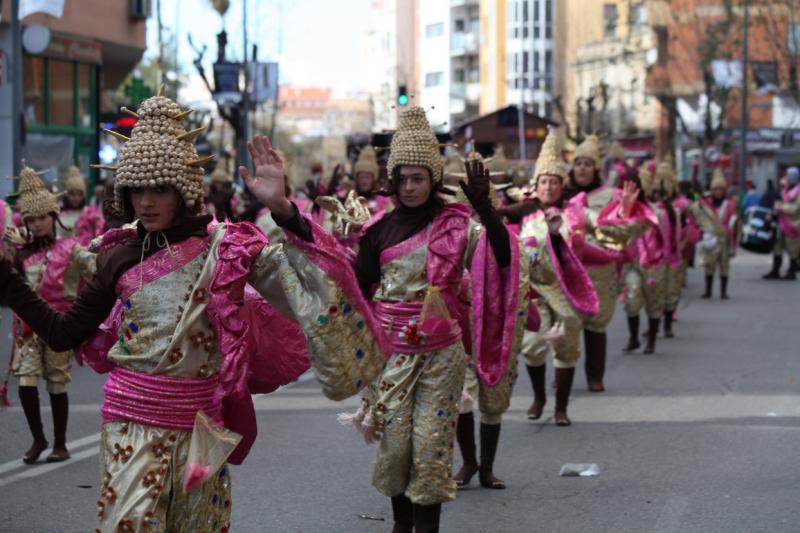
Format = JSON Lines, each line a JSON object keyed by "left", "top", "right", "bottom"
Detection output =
{"left": 147, "top": 0, "right": 372, "bottom": 100}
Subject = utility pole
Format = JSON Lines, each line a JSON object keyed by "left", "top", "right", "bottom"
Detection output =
{"left": 239, "top": 0, "right": 250, "bottom": 176}
{"left": 739, "top": 0, "right": 749, "bottom": 187}
{"left": 11, "top": 0, "right": 22, "bottom": 175}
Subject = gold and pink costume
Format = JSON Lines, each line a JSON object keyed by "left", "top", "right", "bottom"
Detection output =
{"left": 360, "top": 204, "right": 525, "bottom": 505}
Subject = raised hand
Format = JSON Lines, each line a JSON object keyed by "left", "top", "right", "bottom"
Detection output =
{"left": 620, "top": 180, "right": 640, "bottom": 217}
{"left": 240, "top": 135, "right": 293, "bottom": 219}
{"left": 459, "top": 158, "right": 492, "bottom": 214}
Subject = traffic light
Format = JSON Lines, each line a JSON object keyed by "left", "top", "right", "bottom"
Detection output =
{"left": 397, "top": 85, "right": 409, "bottom": 106}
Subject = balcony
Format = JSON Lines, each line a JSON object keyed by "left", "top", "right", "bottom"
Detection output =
{"left": 450, "top": 32, "right": 478, "bottom": 57}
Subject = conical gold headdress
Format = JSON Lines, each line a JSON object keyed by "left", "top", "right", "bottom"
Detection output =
{"left": 387, "top": 106, "right": 443, "bottom": 183}
{"left": 13, "top": 163, "right": 60, "bottom": 219}
{"left": 534, "top": 131, "right": 568, "bottom": 184}
{"left": 573, "top": 134, "right": 601, "bottom": 168}
{"left": 354, "top": 145, "right": 380, "bottom": 177}
{"left": 64, "top": 166, "right": 87, "bottom": 194}
{"left": 710, "top": 167, "right": 727, "bottom": 190}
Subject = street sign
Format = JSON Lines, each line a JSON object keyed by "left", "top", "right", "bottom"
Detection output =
{"left": 249, "top": 62, "right": 278, "bottom": 103}
{"left": 213, "top": 62, "right": 242, "bottom": 105}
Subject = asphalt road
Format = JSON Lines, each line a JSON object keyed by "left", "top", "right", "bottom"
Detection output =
{"left": 0, "top": 250, "right": 798, "bottom": 532}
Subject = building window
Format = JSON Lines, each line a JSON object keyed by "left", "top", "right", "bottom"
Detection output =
{"left": 523, "top": 1, "right": 529, "bottom": 23}
{"left": 523, "top": 51, "right": 530, "bottom": 73}
{"left": 604, "top": 3, "right": 618, "bottom": 38}
{"left": 49, "top": 60, "right": 75, "bottom": 126}
{"left": 469, "top": 66, "right": 479, "bottom": 82}
{"left": 425, "top": 22, "right": 444, "bottom": 38}
{"left": 632, "top": 2, "right": 647, "bottom": 31}
{"left": 455, "top": 19, "right": 465, "bottom": 32}
{"left": 425, "top": 71, "right": 444, "bottom": 87}
{"left": 534, "top": 51, "right": 540, "bottom": 73}
{"left": 545, "top": 50, "right": 552, "bottom": 76}
{"left": 789, "top": 23, "right": 800, "bottom": 55}
{"left": 545, "top": 0, "right": 552, "bottom": 24}
{"left": 23, "top": 56, "right": 46, "bottom": 124}
{"left": 454, "top": 69, "right": 466, "bottom": 83}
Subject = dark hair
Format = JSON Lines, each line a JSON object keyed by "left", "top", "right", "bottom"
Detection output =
{"left": 379, "top": 166, "right": 453, "bottom": 209}
{"left": 121, "top": 186, "right": 189, "bottom": 224}
{"left": 23, "top": 212, "right": 67, "bottom": 242}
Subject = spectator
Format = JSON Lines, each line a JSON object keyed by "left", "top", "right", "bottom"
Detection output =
{"left": 760, "top": 179, "right": 779, "bottom": 209}
{"left": 741, "top": 180, "right": 762, "bottom": 211}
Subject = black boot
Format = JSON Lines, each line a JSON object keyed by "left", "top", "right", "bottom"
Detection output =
{"left": 478, "top": 423, "right": 505, "bottom": 489}
{"left": 412, "top": 503, "right": 441, "bottom": 533}
{"left": 702, "top": 275, "right": 713, "bottom": 298}
{"left": 525, "top": 364, "right": 546, "bottom": 420}
{"left": 452, "top": 413, "right": 478, "bottom": 488}
{"left": 583, "top": 330, "right": 606, "bottom": 392}
{"left": 623, "top": 316, "right": 640, "bottom": 352}
{"left": 720, "top": 276, "right": 729, "bottom": 299}
{"left": 663, "top": 308, "right": 675, "bottom": 338}
{"left": 47, "top": 393, "right": 70, "bottom": 462}
{"left": 782, "top": 258, "right": 797, "bottom": 280}
{"left": 644, "top": 318, "right": 659, "bottom": 354}
{"left": 763, "top": 255, "right": 782, "bottom": 279}
{"left": 554, "top": 368, "right": 575, "bottom": 427}
{"left": 19, "top": 386, "right": 48, "bottom": 464}
{"left": 390, "top": 495, "right": 413, "bottom": 533}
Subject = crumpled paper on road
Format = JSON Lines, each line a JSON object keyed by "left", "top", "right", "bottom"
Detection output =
{"left": 559, "top": 463, "right": 600, "bottom": 477}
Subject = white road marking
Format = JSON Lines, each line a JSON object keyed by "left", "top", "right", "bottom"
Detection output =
{"left": 0, "top": 433, "right": 100, "bottom": 476}
{"left": 0, "top": 445, "right": 100, "bottom": 488}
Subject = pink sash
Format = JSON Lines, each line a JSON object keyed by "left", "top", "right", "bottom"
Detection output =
{"left": 102, "top": 367, "right": 223, "bottom": 430}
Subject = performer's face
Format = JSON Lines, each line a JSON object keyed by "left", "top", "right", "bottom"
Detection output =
{"left": 27, "top": 215, "right": 55, "bottom": 238}
{"left": 356, "top": 171, "right": 376, "bottom": 195}
{"left": 536, "top": 174, "right": 563, "bottom": 206}
{"left": 396, "top": 166, "right": 432, "bottom": 208}
{"left": 711, "top": 186, "right": 725, "bottom": 200}
{"left": 572, "top": 158, "right": 596, "bottom": 187}
{"left": 129, "top": 186, "right": 182, "bottom": 232}
{"left": 490, "top": 172, "right": 508, "bottom": 185}
{"left": 65, "top": 189, "right": 85, "bottom": 209}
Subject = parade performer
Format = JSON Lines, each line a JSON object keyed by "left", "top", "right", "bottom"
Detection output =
{"left": 690, "top": 168, "right": 738, "bottom": 299}
{"left": 57, "top": 165, "right": 104, "bottom": 246}
{"left": 662, "top": 165, "right": 699, "bottom": 337}
{"left": 0, "top": 93, "right": 391, "bottom": 533}
{"left": 352, "top": 145, "right": 393, "bottom": 216}
{"left": 4, "top": 164, "right": 96, "bottom": 464}
{"left": 518, "top": 132, "right": 642, "bottom": 425}
{"left": 567, "top": 135, "right": 652, "bottom": 391}
{"left": 764, "top": 166, "right": 800, "bottom": 280}
{"left": 621, "top": 161, "right": 669, "bottom": 354}
{"left": 344, "top": 106, "right": 525, "bottom": 532}
{"left": 205, "top": 166, "right": 237, "bottom": 222}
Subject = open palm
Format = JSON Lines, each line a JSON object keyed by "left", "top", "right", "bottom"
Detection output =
{"left": 240, "top": 135, "right": 291, "bottom": 217}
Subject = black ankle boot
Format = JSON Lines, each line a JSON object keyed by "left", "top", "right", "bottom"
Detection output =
{"left": 479, "top": 423, "right": 505, "bottom": 489}
{"left": 453, "top": 413, "right": 478, "bottom": 487}
{"left": 720, "top": 276, "right": 729, "bottom": 299}
{"left": 663, "top": 308, "right": 675, "bottom": 338}
{"left": 584, "top": 330, "right": 606, "bottom": 392}
{"left": 47, "top": 393, "right": 70, "bottom": 462}
{"left": 554, "top": 367, "right": 575, "bottom": 426}
{"left": 412, "top": 503, "right": 441, "bottom": 533}
{"left": 623, "top": 316, "right": 640, "bottom": 352}
{"left": 644, "top": 318, "right": 660, "bottom": 354}
{"left": 702, "top": 275, "right": 713, "bottom": 298}
{"left": 782, "top": 259, "right": 797, "bottom": 280}
{"left": 525, "top": 364, "right": 547, "bottom": 419}
{"left": 19, "top": 386, "right": 48, "bottom": 464}
{"left": 763, "top": 255, "right": 782, "bottom": 279}
{"left": 391, "top": 495, "right": 413, "bottom": 533}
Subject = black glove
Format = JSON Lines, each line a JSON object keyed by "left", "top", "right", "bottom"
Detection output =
{"left": 459, "top": 159, "right": 493, "bottom": 215}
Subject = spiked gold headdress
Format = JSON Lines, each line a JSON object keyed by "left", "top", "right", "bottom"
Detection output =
{"left": 486, "top": 145, "right": 510, "bottom": 175}
{"left": 710, "top": 167, "right": 727, "bottom": 190}
{"left": 655, "top": 160, "right": 675, "bottom": 195}
{"left": 64, "top": 166, "right": 87, "bottom": 194}
{"left": 354, "top": 145, "right": 380, "bottom": 177}
{"left": 210, "top": 167, "right": 233, "bottom": 185}
{"left": 93, "top": 88, "right": 213, "bottom": 215}
{"left": 607, "top": 141, "right": 626, "bottom": 161}
{"left": 573, "top": 134, "right": 601, "bottom": 168}
{"left": 387, "top": 105, "right": 443, "bottom": 183}
{"left": 12, "top": 163, "right": 60, "bottom": 219}
{"left": 534, "top": 131, "right": 568, "bottom": 184}
{"left": 639, "top": 161, "right": 656, "bottom": 196}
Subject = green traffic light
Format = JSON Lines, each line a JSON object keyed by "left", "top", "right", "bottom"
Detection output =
{"left": 397, "top": 94, "right": 409, "bottom": 106}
